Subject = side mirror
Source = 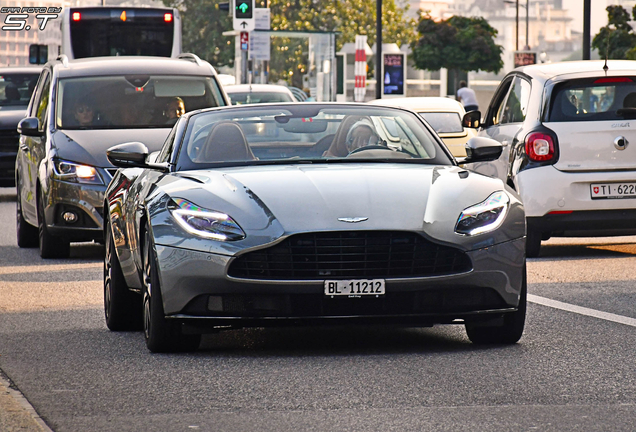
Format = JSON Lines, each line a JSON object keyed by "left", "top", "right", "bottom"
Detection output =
{"left": 463, "top": 137, "right": 503, "bottom": 163}
{"left": 462, "top": 110, "right": 481, "bottom": 129}
{"left": 107, "top": 142, "right": 149, "bottom": 168}
{"left": 17, "top": 117, "right": 42, "bottom": 137}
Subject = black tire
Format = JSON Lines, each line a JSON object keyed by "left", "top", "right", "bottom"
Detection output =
{"left": 525, "top": 229, "right": 542, "bottom": 258}
{"left": 16, "top": 183, "right": 38, "bottom": 248}
{"left": 104, "top": 219, "right": 143, "bottom": 331}
{"left": 142, "top": 226, "right": 200, "bottom": 353}
{"left": 465, "top": 267, "right": 527, "bottom": 345}
{"left": 38, "top": 192, "right": 70, "bottom": 259}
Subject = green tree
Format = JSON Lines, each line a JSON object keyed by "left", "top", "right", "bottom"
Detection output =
{"left": 268, "top": 0, "right": 416, "bottom": 87}
{"left": 162, "top": 0, "right": 235, "bottom": 67}
{"left": 592, "top": 5, "right": 636, "bottom": 60}
{"left": 410, "top": 15, "right": 503, "bottom": 93}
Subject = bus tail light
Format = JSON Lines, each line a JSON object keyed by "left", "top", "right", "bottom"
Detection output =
{"left": 526, "top": 132, "right": 555, "bottom": 162}
{"left": 72, "top": 12, "right": 81, "bottom": 21}
{"left": 164, "top": 13, "right": 173, "bottom": 22}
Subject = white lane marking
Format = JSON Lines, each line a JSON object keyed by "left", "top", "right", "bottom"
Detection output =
{"left": 528, "top": 294, "right": 636, "bottom": 328}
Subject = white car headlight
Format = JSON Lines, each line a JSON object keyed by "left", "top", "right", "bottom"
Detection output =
{"left": 52, "top": 159, "right": 104, "bottom": 185}
{"left": 169, "top": 198, "right": 245, "bottom": 241}
{"left": 455, "top": 191, "right": 509, "bottom": 236}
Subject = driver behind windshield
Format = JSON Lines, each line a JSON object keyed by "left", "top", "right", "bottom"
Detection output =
{"left": 345, "top": 119, "right": 383, "bottom": 153}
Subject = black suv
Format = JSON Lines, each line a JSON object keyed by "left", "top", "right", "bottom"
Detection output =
{"left": 16, "top": 54, "right": 229, "bottom": 258}
{"left": 0, "top": 66, "right": 42, "bottom": 186}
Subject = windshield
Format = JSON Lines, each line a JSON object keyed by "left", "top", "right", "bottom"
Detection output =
{"left": 56, "top": 75, "right": 226, "bottom": 129}
{"left": 0, "top": 73, "right": 40, "bottom": 107}
{"left": 419, "top": 112, "right": 464, "bottom": 133}
{"left": 228, "top": 91, "right": 294, "bottom": 105}
{"left": 175, "top": 105, "right": 452, "bottom": 170}
{"left": 548, "top": 77, "right": 636, "bottom": 122}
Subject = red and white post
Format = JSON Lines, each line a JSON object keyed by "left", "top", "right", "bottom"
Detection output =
{"left": 354, "top": 35, "right": 367, "bottom": 102}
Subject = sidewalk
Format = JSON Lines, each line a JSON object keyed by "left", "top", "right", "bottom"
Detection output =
{"left": 0, "top": 371, "right": 51, "bottom": 432}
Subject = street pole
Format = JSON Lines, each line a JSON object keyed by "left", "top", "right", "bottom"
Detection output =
{"left": 515, "top": 0, "right": 519, "bottom": 51}
{"left": 583, "top": 0, "right": 591, "bottom": 60}
{"left": 525, "top": 0, "right": 529, "bottom": 49}
{"left": 376, "top": 0, "right": 382, "bottom": 99}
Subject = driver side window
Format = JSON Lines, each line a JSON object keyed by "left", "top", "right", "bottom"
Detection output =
{"left": 157, "top": 126, "right": 177, "bottom": 163}
{"left": 488, "top": 78, "right": 513, "bottom": 127}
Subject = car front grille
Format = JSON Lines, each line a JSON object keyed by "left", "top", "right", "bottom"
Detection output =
{"left": 228, "top": 231, "right": 472, "bottom": 280}
{"left": 0, "top": 129, "right": 19, "bottom": 153}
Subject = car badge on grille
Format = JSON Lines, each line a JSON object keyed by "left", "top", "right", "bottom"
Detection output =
{"left": 338, "top": 217, "right": 368, "bottom": 223}
{"left": 614, "top": 136, "right": 629, "bottom": 150}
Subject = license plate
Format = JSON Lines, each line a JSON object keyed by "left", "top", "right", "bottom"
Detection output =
{"left": 324, "top": 279, "right": 385, "bottom": 296}
{"left": 591, "top": 183, "right": 636, "bottom": 199}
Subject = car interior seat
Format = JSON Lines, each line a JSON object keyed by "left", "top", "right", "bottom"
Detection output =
{"left": 323, "top": 115, "right": 368, "bottom": 157}
{"left": 4, "top": 84, "right": 20, "bottom": 102}
{"left": 197, "top": 121, "right": 256, "bottom": 162}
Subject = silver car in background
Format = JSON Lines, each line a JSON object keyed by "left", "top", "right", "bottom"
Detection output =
{"left": 103, "top": 103, "right": 527, "bottom": 352}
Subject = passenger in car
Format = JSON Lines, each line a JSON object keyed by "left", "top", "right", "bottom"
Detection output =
{"left": 165, "top": 97, "right": 185, "bottom": 125}
{"left": 73, "top": 102, "right": 95, "bottom": 127}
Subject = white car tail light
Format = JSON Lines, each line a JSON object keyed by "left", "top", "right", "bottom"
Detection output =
{"left": 526, "top": 132, "right": 555, "bottom": 162}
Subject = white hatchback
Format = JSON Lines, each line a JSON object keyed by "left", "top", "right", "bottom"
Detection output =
{"left": 466, "top": 60, "right": 636, "bottom": 257}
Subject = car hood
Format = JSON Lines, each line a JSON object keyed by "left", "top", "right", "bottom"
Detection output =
{"left": 0, "top": 107, "right": 28, "bottom": 130}
{"left": 52, "top": 129, "right": 171, "bottom": 168}
{"left": 153, "top": 163, "right": 525, "bottom": 253}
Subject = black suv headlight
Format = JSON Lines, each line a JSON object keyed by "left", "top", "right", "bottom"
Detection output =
{"left": 52, "top": 159, "right": 104, "bottom": 185}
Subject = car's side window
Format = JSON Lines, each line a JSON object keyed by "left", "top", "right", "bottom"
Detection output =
{"left": 500, "top": 77, "right": 531, "bottom": 124}
{"left": 487, "top": 78, "right": 514, "bottom": 127}
{"left": 157, "top": 126, "right": 177, "bottom": 163}
{"left": 27, "top": 70, "right": 47, "bottom": 118}
{"left": 35, "top": 72, "right": 51, "bottom": 132}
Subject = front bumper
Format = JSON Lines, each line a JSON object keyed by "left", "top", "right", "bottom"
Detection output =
{"left": 155, "top": 237, "right": 525, "bottom": 327}
{"left": 44, "top": 176, "right": 107, "bottom": 242}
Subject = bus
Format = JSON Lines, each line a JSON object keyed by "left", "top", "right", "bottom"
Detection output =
{"left": 38, "top": 6, "right": 182, "bottom": 61}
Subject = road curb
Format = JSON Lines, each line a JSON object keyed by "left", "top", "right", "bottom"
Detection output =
{"left": 0, "top": 369, "right": 53, "bottom": 432}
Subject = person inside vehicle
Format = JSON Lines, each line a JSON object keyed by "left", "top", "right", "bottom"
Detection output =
{"left": 73, "top": 101, "right": 95, "bottom": 127}
{"left": 344, "top": 119, "right": 383, "bottom": 153}
{"left": 3, "top": 83, "right": 21, "bottom": 104}
{"left": 165, "top": 97, "right": 185, "bottom": 125}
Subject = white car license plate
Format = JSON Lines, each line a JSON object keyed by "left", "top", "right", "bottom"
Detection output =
{"left": 324, "top": 279, "right": 385, "bottom": 296}
{"left": 591, "top": 183, "right": 636, "bottom": 199}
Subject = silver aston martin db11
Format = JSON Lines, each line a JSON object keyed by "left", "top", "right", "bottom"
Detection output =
{"left": 103, "top": 103, "right": 527, "bottom": 352}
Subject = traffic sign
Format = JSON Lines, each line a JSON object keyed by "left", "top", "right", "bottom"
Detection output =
{"left": 233, "top": 0, "right": 255, "bottom": 32}
{"left": 240, "top": 31, "right": 249, "bottom": 51}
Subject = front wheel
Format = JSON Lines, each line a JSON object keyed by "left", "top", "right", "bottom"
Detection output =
{"left": 104, "top": 219, "right": 142, "bottom": 331}
{"left": 142, "top": 226, "right": 200, "bottom": 353}
{"left": 38, "top": 192, "right": 70, "bottom": 259}
{"left": 465, "top": 267, "right": 527, "bottom": 345}
{"left": 16, "top": 183, "right": 38, "bottom": 248}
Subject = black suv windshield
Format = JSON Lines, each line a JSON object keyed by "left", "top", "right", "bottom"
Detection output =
{"left": 0, "top": 73, "right": 40, "bottom": 107}
{"left": 57, "top": 75, "right": 225, "bottom": 129}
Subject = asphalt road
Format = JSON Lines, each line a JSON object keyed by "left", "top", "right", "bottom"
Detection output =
{"left": 1, "top": 185, "right": 636, "bottom": 431}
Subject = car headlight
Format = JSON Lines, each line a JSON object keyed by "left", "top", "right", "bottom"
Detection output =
{"left": 169, "top": 198, "right": 245, "bottom": 241}
{"left": 455, "top": 191, "right": 509, "bottom": 236}
{"left": 52, "top": 159, "right": 104, "bottom": 185}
